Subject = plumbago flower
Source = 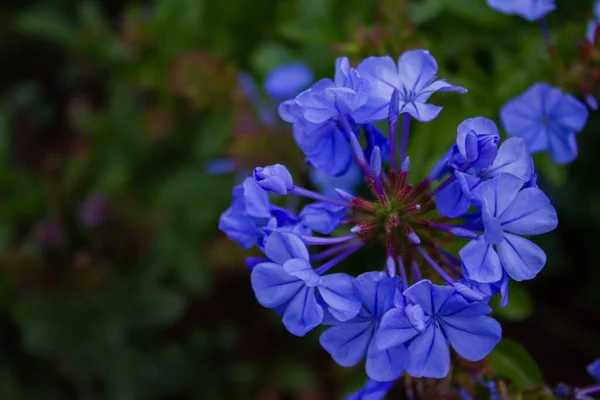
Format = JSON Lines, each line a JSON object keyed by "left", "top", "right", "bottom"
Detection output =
{"left": 218, "top": 50, "right": 564, "bottom": 394}
{"left": 500, "top": 83, "right": 588, "bottom": 164}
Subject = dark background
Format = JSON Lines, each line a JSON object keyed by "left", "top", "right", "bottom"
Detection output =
{"left": 0, "top": 0, "right": 599, "bottom": 398}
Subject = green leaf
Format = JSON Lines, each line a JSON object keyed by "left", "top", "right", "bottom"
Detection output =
{"left": 492, "top": 282, "right": 534, "bottom": 321}
{"left": 489, "top": 339, "right": 545, "bottom": 389}
{"left": 409, "top": 0, "right": 443, "bottom": 24}
{"left": 534, "top": 152, "right": 567, "bottom": 186}
{"left": 14, "top": 9, "right": 77, "bottom": 47}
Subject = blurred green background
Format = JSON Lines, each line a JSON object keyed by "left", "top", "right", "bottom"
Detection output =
{"left": 1, "top": 0, "right": 599, "bottom": 398}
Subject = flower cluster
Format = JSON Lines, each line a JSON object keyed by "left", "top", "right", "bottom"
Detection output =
{"left": 219, "top": 50, "right": 559, "bottom": 393}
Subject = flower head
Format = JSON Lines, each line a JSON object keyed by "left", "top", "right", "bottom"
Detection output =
{"left": 486, "top": 0, "right": 556, "bottom": 21}
{"left": 219, "top": 52, "right": 566, "bottom": 385}
{"left": 500, "top": 83, "right": 588, "bottom": 164}
{"left": 356, "top": 50, "right": 466, "bottom": 122}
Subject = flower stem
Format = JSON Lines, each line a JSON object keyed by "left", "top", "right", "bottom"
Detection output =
{"left": 302, "top": 234, "right": 356, "bottom": 246}
{"left": 577, "top": 384, "right": 600, "bottom": 397}
{"left": 315, "top": 242, "right": 363, "bottom": 274}
{"left": 399, "top": 114, "right": 411, "bottom": 169}
{"left": 416, "top": 246, "right": 456, "bottom": 284}
{"left": 291, "top": 186, "right": 350, "bottom": 207}
{"left": 539, "top": 17, "right": 563, "bottom": 72}
{"left": 311, "top": 242, "right": 360, "bottom": 262}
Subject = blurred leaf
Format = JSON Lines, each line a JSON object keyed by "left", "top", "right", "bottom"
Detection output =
{"left": 534, "top": 152, "right": 567, "bottom": 186}
{"left": 489, "top": 339, "right": 545, "bottom": 389}
{"left": 493, "top": 282, "right": 534, "bottom": 321}
{"left": 439, "top": 0, "right": 502, "bottom": 26}
{"left": 15, "top": 9, "right": 77, "bottom": 47}
{"left": 409, "top": 0, "right": 443, "bottom": 24}
{"left": 251, "top": 42, "right": 296, "bottom": 76}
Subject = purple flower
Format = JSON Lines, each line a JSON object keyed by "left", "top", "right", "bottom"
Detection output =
{"left": 279, "top": 57, "right": 370, "bottom": 124}
{"left": 252, "top": 232, "right": 361, "bottom": 336}
{"left": 486, "top": 0, "right": 555, "bottom": 21}
{"left": 218, "top": 178, "right": 271, "bottom": 249}
{"left": 436, "top": 136, "right": 533, "bottom": 218}
{"left": 356, "top": 50, "right": 466, "bottom": 122}
{"left": 345, "top": 379, "right": 394, "bottom": 400}
{"left": 500, "top": 83, "right": 588, "bottom": 164}
{"left": 293, "top": 118, "right": 354, "bottom": 176}
{"left": 376, "top": 280, "right": 501, "bottom": 378}
{"left": 264, "top": 62, "right": 313, "bottom": 100}
{"left": 253, "top": 164, "right": 294, "bottom": 194}
{"left": 320, "top": 272, "right": 407, "bottom": 382}
{"left": 460, "top": 173, "right": 558, "bottom": 283}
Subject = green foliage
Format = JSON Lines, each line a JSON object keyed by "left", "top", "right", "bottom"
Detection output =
{"left": 489, "top": 339, "right": 545, "bottom": 389}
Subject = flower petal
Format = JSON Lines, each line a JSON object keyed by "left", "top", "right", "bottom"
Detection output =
{"left": 473, "top": 173, "right": 524, "bottom": 218}
{"left": 366, "top": 339, "right": 407, "bottom": 382}
{"left": 397, "top": 50, "right": 438, "bottom": 94}
{"left": 320, "top": 321, "right": 375, "bottom": 367}
{"left": 487, "top": 137, "right": 533, "bottom": 182}
{"left": 282, "top": 286, "right": 323, "bottom": 336}
{"left": 460, "top": 236, "right": 503, "bottom": 283}
{"left": 406, "top": 325, "right": 450, "bottom": 379}
{"left": 376, "top": 308, "right": 420, "bottom": 350}
{"left": 353, "top": 272, "right": 398, "bottom": 318}
{"left": 264, "top": 232, "right": 310, "bottom": 264}
{"left": 442, "top": 315, "right": 501, "bottom": 361}
{"left": 403, "top": 279, "right": 455, "bottom": 315}
{"left": 319, "top": 273, "right": 362, "bottom": 322}
{"left": 497, "top": 233, "right": 547, "bottom": 281}
{"left": 251, "top": 262, "right": 303, "bottom": 308}
{"left": 499, "top": 188, "right": 558, "bottom": 235}
{"left": 436, "top": 180, "right": 472, "bottom": 218}
{"left": 283, "top": 258, "right": 323, "bottom": 287}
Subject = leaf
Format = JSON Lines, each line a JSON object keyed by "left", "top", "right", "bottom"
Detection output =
{"left": 534, "top": 152, "right": 567, "bottom": 186}
{"left": 489, "top": 339, "right": 545, "bottom": 389}
{"left": 409, "top": 0, "right": 444, "bottom": 24}
{"left": 492, "top": 282, "right": 533, "bottom": 321}
{"left": 14, "top": 9, "right": 77, "bottom": 47}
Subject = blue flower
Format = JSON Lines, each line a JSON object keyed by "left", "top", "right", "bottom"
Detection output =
{"left": 456, "top": 117, "right": 500, "bottom": 170}
{"left": 310, "top": 162, "right": 362, "bottom": 198}
{"left": 356, "top": 50, "right": 466, "bottom": 123}
{"left": 254, "top": 164, "right": 294, "bottom": 195}
{"left": 500, "top": 83, "right": 588, "bottom": 165}
{"left": 588, "top": 359, "right": 600, "bottom": 382}
{"left": 251, "top": 232, "right": 361, "bottom": 336}
{"left": 460, "top": 173, "right": 558, "bottom": 283}
{"left": 436, "top": 136, "right": 534, "bottom": 218}
{"left": 300, "top": 202, "right": 346, "bottom": 234}
{"left": 320, "top": 272, "right": 407, "bottom": 382}
{"left": 486, "top": 0, "right": 555, "bottom": 21}
{"left": 345, "top": 379, "right": 394, "bottom": 400}
{"left": 218, "top": 178, "right": 271, "bottom": 248}
{"left": 279, "top": 57, "right": 370, "bottom": 124}
{"left": 293, "top": 118, "right": 354, "bottom": 176}
{"left": 376, "top": 280, "right": 501, "bottom": 378}
{"left": 264, "top": 62, "right": 313, "bottom": 100}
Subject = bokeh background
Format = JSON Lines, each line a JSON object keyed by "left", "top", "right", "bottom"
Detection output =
{"left": 1, "top": 0, "right": 599, "bottom": 398}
